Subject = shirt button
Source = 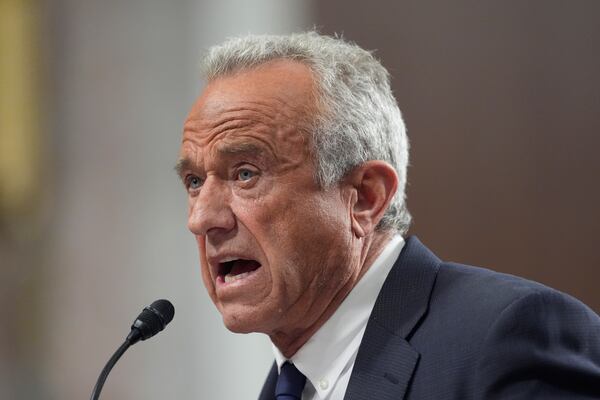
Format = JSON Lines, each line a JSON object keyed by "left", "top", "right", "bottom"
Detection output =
{"left": 319, "top": 379, "right": 329, "bottom": 390}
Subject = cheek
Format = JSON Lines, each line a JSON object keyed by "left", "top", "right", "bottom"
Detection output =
{"left": 197, "top": 237, "right": 217, "bottom": 295}
{"left": 295, "top": 195, "right": 350, "bottom": 240}
{"left": 272, "top": 196, "right": 350, "bottom": 278}
{"left": 294, "top": 197, "right": 353, "bottom": 267}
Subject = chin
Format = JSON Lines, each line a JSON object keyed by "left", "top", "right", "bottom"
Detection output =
{"left": 220, "top": 307, "right": 273, "bottom": 334}
{"left": 222, "top": 315, "right": 264, "bottom": 334}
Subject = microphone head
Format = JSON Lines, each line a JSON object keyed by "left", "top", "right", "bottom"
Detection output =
{"left": 129, "top": 299, "right": 175, "bottom": 343}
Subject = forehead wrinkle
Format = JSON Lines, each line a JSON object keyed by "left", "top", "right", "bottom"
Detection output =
{"left": 215, "top": 141, "right": 264, "bottom": 155}
{"left": 243, "top": 97, "right": 311, "bottom": 132}
{"left": 211, "top": 134, "right": 277, "bottom": 164}
{"left": 184, "top": 115, "right": 257, "bottom": 138}
{"left": 208, "top": 117, "right": 256, "bottom": 140}
{"left": 189, "top": 99, "right": 278, "bottom": 124}
{"left": 186, "top": 96, "right": 306, "bottom": 131}
{"left": 181, "top": 117, "right": 268, "bottom": 156}
{"left": 184, "top": 108, "right": 276, "bottom": 147}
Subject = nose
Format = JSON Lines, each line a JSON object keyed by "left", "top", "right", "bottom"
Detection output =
{"left": 187, "top": 176, "right": 236, "bottom": 239}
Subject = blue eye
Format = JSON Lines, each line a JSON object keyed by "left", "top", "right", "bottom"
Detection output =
{"left": 187, "top": 175, "right": 203, "bottom": 190}
{"left": 237, "top": 169, "right": 256, "bottom": 181}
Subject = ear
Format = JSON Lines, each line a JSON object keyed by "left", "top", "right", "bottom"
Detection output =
{"left": 347, "top": 161, "right": 398, "bottom": 238}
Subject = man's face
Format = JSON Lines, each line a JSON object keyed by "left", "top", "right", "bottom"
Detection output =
{"left": 178, "top": 60, "right": 359, "bottom": 336}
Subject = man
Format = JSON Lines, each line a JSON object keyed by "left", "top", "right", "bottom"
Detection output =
{"left": 177, "top": 32, "right": 600, "bottom": 399}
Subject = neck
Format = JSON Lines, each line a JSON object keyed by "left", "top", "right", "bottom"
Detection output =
{"left": 270, "top": 230, "right": 395, "bottom": 358}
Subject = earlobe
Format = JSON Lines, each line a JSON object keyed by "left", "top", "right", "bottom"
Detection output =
{"left": 349, "top": 161, "right": 398, "bottom": 237}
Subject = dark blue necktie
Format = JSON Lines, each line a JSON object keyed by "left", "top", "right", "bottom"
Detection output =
{"left": 275, "top": 362, "right": 306, "bottom": 400}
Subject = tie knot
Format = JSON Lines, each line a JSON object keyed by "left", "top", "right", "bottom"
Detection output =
{"left": 275, "top": 362, "right": 306, "bottom": 400}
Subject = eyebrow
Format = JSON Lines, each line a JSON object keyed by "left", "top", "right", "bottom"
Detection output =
{"left": 174, "top": 158, "right": 192, "bottom": 179}
{"left": 173, "top": 142, "right": 266, "bottom": 179}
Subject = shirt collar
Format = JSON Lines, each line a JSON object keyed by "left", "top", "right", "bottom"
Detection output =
{"left": 272, "top": 235, "right": 405, "bottom": 398}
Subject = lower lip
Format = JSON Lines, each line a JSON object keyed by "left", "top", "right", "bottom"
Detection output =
{"left": 215, "top": 266, "right": 263, "bottom": 294}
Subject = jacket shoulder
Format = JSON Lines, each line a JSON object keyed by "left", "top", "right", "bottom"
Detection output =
{"left": 435, "top": 261, "right": 570, "bottom": 312}
{"left": 424, "top": 261, "right": 599, "bottom": 342}
{"left": 406, "top": 261, "right": 600, "bottom": 399}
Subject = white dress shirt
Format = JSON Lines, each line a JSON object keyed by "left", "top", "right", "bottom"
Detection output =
{"left": 272, "top": 235, "right": 405, "bottom": 400}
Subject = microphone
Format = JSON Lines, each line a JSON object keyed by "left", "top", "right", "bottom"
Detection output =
{"left": 90, "top": 299, "right": 175, "bottom": 400}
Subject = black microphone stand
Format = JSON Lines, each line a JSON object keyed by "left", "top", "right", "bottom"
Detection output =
{"left": 90, "top": 339, "right": 132, "bottom": 400}
{"left": 89, "top": 300, "right": 173, "bottom": 400}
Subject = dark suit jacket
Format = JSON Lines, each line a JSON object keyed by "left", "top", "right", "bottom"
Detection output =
{"left": 259, "top": 236, "right": 600, "bottom": 399}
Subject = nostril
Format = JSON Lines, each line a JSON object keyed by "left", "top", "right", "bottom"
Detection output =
{"left": 187, "top": 193, "right": 236, "bottom": 237}
{"left": 188, "top": 213, "right": 236, "bottom": 237}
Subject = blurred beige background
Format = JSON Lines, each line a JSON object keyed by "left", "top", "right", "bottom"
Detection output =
{"left": 1, "top": 0, "right": 598, "bottom": 399}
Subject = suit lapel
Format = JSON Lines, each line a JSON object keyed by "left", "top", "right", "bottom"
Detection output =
{"left": 343, "top": 322, "right": 419, "bottom": 400}
{"left": 344, "top": 236, "right": 441, "bottom": 400}
{"left": 257, "top": 362, "right": 278, "bottom": 400}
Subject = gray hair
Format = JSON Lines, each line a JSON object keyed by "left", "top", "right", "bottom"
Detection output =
{"left": 201, "top": 31, "right": 411, "bottom": 234}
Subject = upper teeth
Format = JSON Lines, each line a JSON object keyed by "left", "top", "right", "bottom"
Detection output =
{"left": 221, "top": 256, "right": 240, "bottom": 263}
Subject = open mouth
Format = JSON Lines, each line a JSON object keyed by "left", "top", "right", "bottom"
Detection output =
{"left": 218, "top": 259, "right": 262, "bottom": 283}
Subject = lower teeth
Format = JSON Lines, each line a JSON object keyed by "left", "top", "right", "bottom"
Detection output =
{"left": 224, "top": 271, "right": 250, "bottom": 283}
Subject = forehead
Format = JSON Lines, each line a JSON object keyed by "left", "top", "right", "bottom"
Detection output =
{"left": 183, "top": 59, "right": 317, "bottom": 150}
